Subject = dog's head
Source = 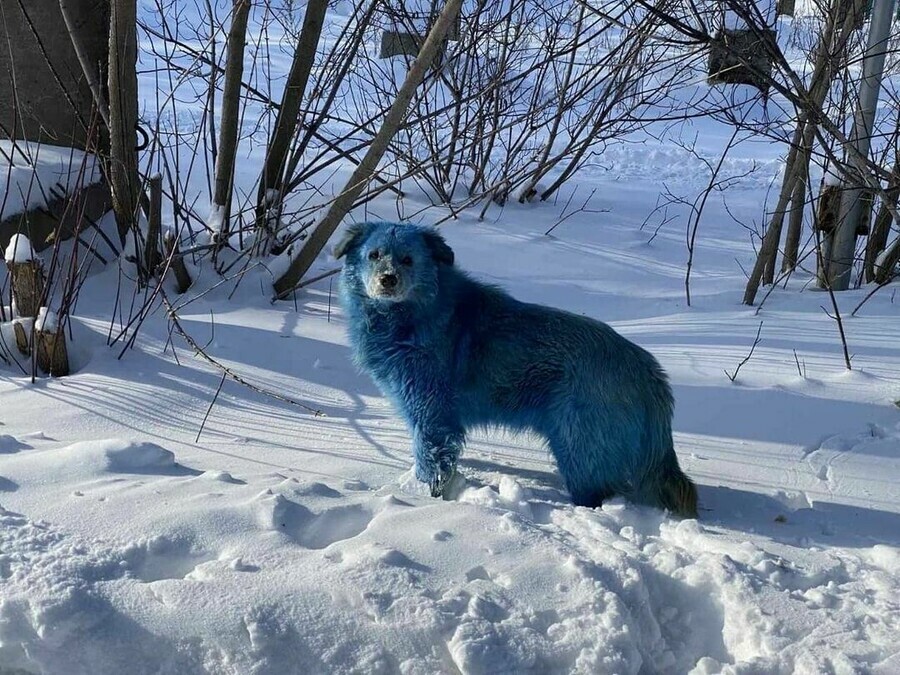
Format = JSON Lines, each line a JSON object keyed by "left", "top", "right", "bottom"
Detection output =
{"left": 335, "top": 221, "right": 454, "bottom": 305}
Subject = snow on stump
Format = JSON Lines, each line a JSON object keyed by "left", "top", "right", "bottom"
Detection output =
{"left": 4, "top": 234, "right": 44, "bottom": 319}
{"left": 35, "top": 308, "right": 69, "bottom": 377}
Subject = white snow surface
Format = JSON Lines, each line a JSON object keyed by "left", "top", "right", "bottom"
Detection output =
{"left": 1, "top": 169, "right": 899, "bottom": 673}
{"left": 2, "top": 11, "right": 900, "bottom": 675}
{"left": 0, "top": 142, "right": 102, "bottom": 222}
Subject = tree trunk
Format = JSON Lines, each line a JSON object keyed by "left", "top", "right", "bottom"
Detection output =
{"left": 781, "top": 156, "right": 807, "bottom": 274}
{"left": 874, "top": 227, "right": 900, "bottom": 283}
{"left": 742, "top": 130, "right": 804, "bottom": 305}
{"left": 272, "top": 0, "right": 464, "bottom": 299}
{"left": 144, "top": 174, "right": 163, "bottom": 278}
{"left": 823, "top": 0, "right": 897, "bottom": 291}
{"left": 254, "top": 0, "right": 328, "bottom": 254}
{"left": 742, "top": 0, "right": 856, "bottom": 304}
{"left": 864, "top": 157, "right": 899, "bottom": 281}
{"left": 212, "top": 0, "right": 251, "bottom": 240}
{"left": 781, "top": 121, "right": 816, "bottom": 274}
{"left": 108, "top": 0, "right": 140, "bottom": 246}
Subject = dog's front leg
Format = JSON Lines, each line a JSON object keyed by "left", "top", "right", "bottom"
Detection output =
{"left": 397, "top": 371, "right": 464, "bottom": 497}
{"left": 411, "top": 418, "right": 464, "bottom": 497}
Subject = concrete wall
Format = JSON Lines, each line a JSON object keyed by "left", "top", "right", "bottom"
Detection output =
{"left": 0, "top": 0, "right": 109, "bottom": 149}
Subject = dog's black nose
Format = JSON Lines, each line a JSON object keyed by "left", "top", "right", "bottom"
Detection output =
{"left": 381, "top": 274, "right": 398, "bottom": 289}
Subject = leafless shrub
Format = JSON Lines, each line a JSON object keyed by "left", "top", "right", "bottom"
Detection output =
{"left": 349, "top": 0, "right": 694, "bottom": 212}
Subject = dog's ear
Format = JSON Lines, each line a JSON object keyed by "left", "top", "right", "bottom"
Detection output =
{"left": 333, "top": 223, "right": 369, "bottom": 259}
{"left": 422, "top": 229, "right": 454, "bottom": 266}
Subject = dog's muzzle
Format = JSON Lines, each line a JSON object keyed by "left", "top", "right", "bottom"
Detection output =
{"left": 366, "top": 268, "right": 406, "bottom": 300}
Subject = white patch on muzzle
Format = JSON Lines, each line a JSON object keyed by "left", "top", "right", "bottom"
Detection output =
{"left": 365, "top": 266, "right": 408, "bottom": 301}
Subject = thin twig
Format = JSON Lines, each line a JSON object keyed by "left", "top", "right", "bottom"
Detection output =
{"left": 196, "top": 371, "right": 227, "bottom": 442}
{"left": 851, "top": 274, "right": 897, "bottom": 316}
{"left": 161, "top": 291, "right": 324, "bottom": 416}
{"left": 725, "top": 321, "right": 763, "bottom": 382}
{"left": 792, "top": 349, "right": 805, "bottom": 378}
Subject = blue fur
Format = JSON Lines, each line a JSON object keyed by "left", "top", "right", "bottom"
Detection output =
{"left": 338, "top": 221, "right": 696, "bottom": 514}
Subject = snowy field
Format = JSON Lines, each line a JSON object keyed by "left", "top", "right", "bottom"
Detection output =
{"left": 2, "top": 156, "right": 899, "bottom": 673}
{"left": 2, "top": 4, "right": 900, "bottom": 674}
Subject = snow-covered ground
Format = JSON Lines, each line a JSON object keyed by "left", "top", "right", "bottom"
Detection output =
{"left": 2, "top": 152, "right": 899, "bottom": 673}
{"left": 2, "top": 4, "right": 900, "bottom": 672}
{"left": 0, "top": 142, "right": 101, "bottom": 224}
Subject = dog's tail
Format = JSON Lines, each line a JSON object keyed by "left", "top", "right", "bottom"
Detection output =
{"left": 656, "top": 461, "right": 698, "bottom": 518}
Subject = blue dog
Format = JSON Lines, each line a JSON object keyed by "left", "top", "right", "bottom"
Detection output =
{"left": 336, "top": 221, "right": 697, "bottom": 517}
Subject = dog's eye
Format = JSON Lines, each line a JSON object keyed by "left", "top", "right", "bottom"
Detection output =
{"left": 400, "top": 256, "right": 413, "bottom": 266}
{"left": 368, "top": 250, "right": 380, "bottom": 261}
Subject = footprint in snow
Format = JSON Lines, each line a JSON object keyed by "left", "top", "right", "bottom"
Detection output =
{"left": 256, "top": 493, "right": 375, "bottom": 549}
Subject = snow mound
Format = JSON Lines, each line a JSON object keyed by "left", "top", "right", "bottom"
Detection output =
{"left": 60, "top": 439, "right": 178, "bottom": 473}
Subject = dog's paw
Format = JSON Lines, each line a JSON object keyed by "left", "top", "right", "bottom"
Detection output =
{"left": 429, "top": 463, "right": 457, "bottom": 498}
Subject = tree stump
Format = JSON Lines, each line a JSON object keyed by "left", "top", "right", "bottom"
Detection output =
{"left": 163, "top": 231, "right": 193, "bottom": 294}
{"left": 144, "top": 175, "right": 163, "bottom": 281}
{"left": 13, "top": 320, "right": 30, "bottom": 356}
{"left": 8, "top": 260, "right": 45, "bottom": 319}
{"left": 36, "top": 327, "right": 70, "bottom": 377}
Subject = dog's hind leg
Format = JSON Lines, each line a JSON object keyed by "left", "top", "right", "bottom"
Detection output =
{"left": 545, "top": 428, "right": 620, "bottom": 509}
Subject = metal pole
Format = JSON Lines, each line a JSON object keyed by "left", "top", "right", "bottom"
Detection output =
{"left": 825, "top": 0, "right": 898, "bottom": 290}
